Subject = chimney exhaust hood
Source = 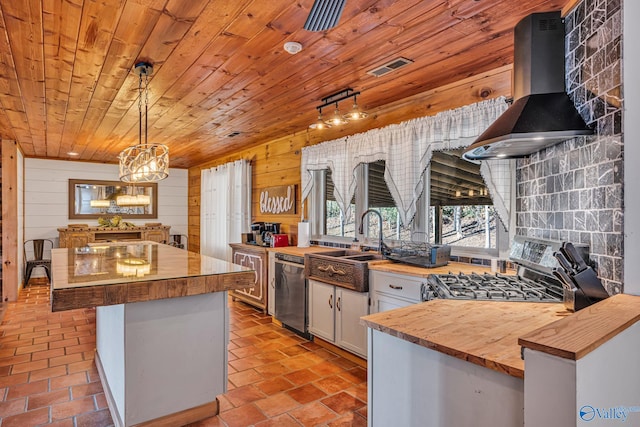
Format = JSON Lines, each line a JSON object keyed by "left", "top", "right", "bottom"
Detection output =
{"left": 463, "top": 11, "right": 593, "bottom": 161}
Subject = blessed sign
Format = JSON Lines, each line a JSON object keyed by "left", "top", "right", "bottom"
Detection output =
{"left": 259, "top": 185, "right": 297, "bottom": 215}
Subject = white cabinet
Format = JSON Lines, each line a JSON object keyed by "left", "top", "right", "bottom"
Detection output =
{"left": 369, "top": 270, "right": 426, "bottom": 314}
{"left": 267, "top": 252, "right": 276, "bottom": 316}
{"left": 309, "top": 280, "right": 335, "bottom": 341}
{"left": 308, "top": 279, "right": 369, "bottom": 358}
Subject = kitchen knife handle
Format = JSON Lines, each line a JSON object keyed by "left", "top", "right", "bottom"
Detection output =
{"left": 563, "top": 242, "right": 589, "bottom": 271}
{"left": 554, "top": 250, "right": 576, "bottom": 274}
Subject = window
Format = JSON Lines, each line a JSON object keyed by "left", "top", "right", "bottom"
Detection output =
{"left": 310, "top": 151, "right": 508, "bottom": 256}
{"left": 365, "top": 161, "right": 412, "bottom": 241}
{"left": 325, "top": 169, "right": 355, "bottom": 238}
{"left": 428, "top": 151, "right": 497, "bottom": 249}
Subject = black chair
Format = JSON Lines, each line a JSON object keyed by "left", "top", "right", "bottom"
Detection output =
{"left": 168, "top": 234, "right": 188, "bottom": 250}
{"left": 24, "top": 239, "right": 53, "bottom": 285}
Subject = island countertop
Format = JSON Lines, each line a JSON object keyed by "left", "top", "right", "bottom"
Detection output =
{"left": 50, "top": 241, "right": 255, "bottom": 311}
{"left": 361, "top": 299, "right": 570, "bottom": 378}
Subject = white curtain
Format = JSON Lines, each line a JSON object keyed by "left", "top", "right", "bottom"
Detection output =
{"left": 201, "top": 159, "right": 252, "bottom": 261}
{"left": 301, "top": 97, "right": 512, "bottom": 226}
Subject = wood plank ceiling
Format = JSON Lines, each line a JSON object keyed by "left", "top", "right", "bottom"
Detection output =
{"left": 0, "top": 0, "right": 568, "bottom": 169}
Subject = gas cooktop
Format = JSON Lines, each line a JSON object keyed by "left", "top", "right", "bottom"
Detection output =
{"left": 424, "top": 272, "right": 563, "bottom": 302}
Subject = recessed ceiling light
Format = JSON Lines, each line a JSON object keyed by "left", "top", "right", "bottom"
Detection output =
{"left": 67, "top": 152, "right": 79, "bottom": 156}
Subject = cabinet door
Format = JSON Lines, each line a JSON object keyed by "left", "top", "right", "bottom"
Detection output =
{"left": 66, "top": 232, "right": 90, "bottom": 248}
{"left": 267, "top": 252, "right": 276, "bottom": 316}
{"left": 308, "top": 279, "right": 335, "bottom": 342}
{"left": 336, "top": 288, "right": 369, "bottom": 358}
{"left": 232, "top": 251, "right": 266, "bottom": 309}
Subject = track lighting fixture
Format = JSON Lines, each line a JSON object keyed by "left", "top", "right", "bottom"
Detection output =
{"left": 309, "top": 88, "right": 368, "bottom": 130}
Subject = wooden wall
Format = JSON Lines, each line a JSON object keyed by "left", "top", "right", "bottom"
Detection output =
{"left": 188, "top": 65, "right": 513, "bottom": 253}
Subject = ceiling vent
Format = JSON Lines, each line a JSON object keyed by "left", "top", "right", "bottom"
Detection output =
{"left": 367, "top": 57, "right": 414, "bottom": 77}
{"left": 304, "top": 0, "right": 346, "bottom": 32}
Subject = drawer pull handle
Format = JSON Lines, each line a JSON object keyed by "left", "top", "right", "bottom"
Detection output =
{"left": 318, "top": 265, "right": 346, "bottom": 276}
{"left": 329, "top": 294, "right": 333, "bottom": 308}
{"left": 337, "top": 296, "right": 341, "bottom": 311}
{"left": 389, "top": 285, "right": 403, "bottom": 290}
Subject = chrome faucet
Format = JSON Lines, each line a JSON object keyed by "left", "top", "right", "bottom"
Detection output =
{"left": 359, "top": 209, "right": 384, "bottom": 253}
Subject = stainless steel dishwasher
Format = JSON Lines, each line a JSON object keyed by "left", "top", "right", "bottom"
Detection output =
{"left": 274, "top": 253, "right": 310, "bottom": 338}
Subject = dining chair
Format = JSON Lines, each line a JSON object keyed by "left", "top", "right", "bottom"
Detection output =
{"left": 24, "top": 239, "right": 54, "bottom": 285}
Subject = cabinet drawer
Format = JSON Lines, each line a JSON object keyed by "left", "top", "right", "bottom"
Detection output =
{"left": 370, "top": 271, "right": 424, "bottom": 302}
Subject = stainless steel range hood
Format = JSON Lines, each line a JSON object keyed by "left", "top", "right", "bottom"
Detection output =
{"left": 463, "top": 11, "right": 593, "bottom": 161}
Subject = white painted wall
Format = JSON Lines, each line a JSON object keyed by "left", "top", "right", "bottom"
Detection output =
{"left": 624, "top": 0, "right": 640, "bottom": 295}
{"left": 24, "top": 158, "right": 188, "bottom": 243}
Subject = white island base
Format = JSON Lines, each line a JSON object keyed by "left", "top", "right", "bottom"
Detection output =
{"left": 96, "top": 292, "right": 228, "bottom": 427}
{"left": 368, "top": 329, "right": 524, "bottom": 427}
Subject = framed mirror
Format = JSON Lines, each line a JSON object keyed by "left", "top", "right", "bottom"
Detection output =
{"left": 69, "top": 179, "right": 158, "bottom": 219}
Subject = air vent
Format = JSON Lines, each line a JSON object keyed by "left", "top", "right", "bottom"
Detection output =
{"left": 367, "top": 57, "right": 414, "bottom": 77}
{"left": 227, "top": 131, "right": 241, "bottom": 138}
{"left": 304, "top": 0, "right": 346, "bottom": 32}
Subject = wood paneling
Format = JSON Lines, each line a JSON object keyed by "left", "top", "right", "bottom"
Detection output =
{"left": 188, "top": 67, "right": 512, "bottom": 252}
{"left": 2, "top": 140, "right": 19, "bottom": 301}
{"left": 0, "top": 0, "right": 568, "bottom": 167}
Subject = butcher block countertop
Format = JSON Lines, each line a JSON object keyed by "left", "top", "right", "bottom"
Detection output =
{"left": 368, "top": 260, "right": 515, "bottom": 277}
{"left": 361, "top": 299, "right": 569, "bottom": 379}
{"left": 519, "top": 293, "right": 640, "bottom": 360}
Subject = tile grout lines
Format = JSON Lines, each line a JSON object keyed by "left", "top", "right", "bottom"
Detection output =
{"left": 0, "top": 281, "right": 368, "bottom": 427}
{"left": 0, "top": 282, "right": 111, "bottom": 427}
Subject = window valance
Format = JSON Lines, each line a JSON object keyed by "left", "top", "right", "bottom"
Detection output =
{"left": 300, "top": 97, "right": 513, "bottom": 227}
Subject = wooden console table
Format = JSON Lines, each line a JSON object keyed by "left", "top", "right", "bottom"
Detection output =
{"left": 58, "top": 225, "right": 170, "bottom": 248}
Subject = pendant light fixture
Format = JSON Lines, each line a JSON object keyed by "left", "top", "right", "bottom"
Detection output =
{"left": 119, "top": 62, "right": 169, "bottom": 183}
{"left": 116, "top": 185, "right": 151, "bottom": 207}
{"left": 326, "top": 102, "right": 349, "bottom": 126}
{"left": 308, "top": 108, "right": 331, "bottom": 129}
{"left": 343, "top": 95, "right": 369, "bottom": 120}
{"left": 309, "top": 88, "right": 368, "bottom": 130}
{"left": 90, "top": 185, "right": 110, "bottom": 208}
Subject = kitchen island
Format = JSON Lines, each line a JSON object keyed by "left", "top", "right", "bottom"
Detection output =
{"left": 362, "top": 294, "right": 640, "bottom": 427}
{"left": 361, "top": 299, "right": 568, "bottom": 427}
{"left": 50, "top": 242, "right": 255, "bottom": 427}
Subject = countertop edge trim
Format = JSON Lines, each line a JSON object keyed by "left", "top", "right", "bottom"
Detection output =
{"left": 518, "top": 294, "right": 640, "bottom": 361}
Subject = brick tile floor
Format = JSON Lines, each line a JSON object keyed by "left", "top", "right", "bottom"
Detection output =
{"left": 0, "top": 282, "right": 367, "bottom": 426}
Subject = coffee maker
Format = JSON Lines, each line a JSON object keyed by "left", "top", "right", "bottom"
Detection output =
{"left": 262, "top": 222, "right": 281, "bottom": 246}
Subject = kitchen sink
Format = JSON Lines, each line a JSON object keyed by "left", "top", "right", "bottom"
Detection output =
{"left": 304, "top": 250, "right": 384, "bottom": 292}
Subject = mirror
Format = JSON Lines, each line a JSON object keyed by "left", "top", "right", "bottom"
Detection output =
{"left": 69, "top": 179, "right": 158, "bottom": 219}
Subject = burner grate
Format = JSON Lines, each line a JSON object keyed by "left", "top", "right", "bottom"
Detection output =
{"left": 425, "top": 272, "right": 563, "bottom": 303}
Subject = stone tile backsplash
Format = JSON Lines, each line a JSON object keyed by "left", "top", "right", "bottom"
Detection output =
{"left": 515, "top": 0, "right": 623, "bottom": 293}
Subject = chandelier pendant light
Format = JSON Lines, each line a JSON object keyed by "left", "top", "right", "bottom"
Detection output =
{"left": 119, "top": 62, "right": 169, "bottom": 183}
{"left": 309, "top": 88, "right": 368, "bottom": 130}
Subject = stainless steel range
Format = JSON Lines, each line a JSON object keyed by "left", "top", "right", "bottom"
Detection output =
{"left": 423, "top": 236, "right": 596, "bottom": 309}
